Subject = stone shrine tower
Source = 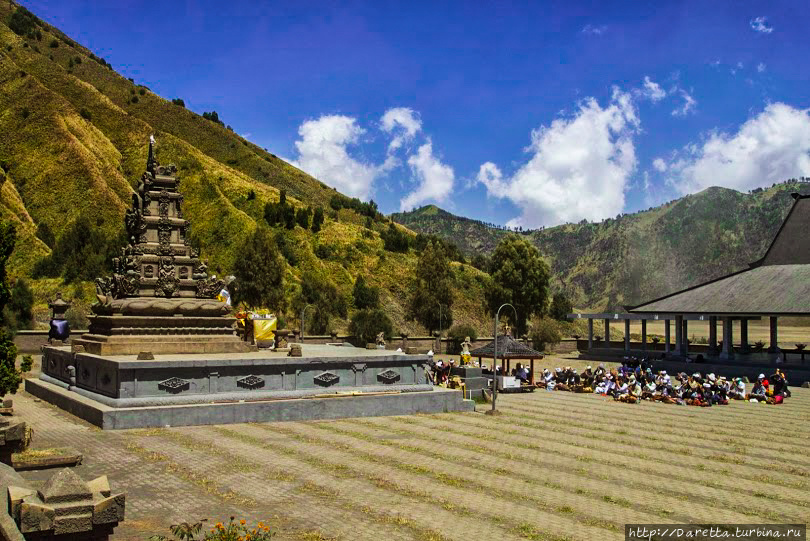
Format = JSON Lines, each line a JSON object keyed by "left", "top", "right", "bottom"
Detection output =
{"left": 73, "top": 137, "right": 254, "bottom": 355}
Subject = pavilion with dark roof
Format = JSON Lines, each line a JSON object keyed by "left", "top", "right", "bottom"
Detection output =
{"left": 569, "top": 193, "right": 810, "bottom": 361}
{"left": 471, "top": 334, "right": 543, "bottom": 383}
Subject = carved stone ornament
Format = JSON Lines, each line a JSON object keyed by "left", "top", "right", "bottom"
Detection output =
{"left": 176, "top": 194, "right": 184, "bottom": 219}
{"left": 377, "top": 369, "right": 400, "bottom": 384}
{"left": 154, "top": 257, "right": 179, "bottom": 298}
{"left": 157, "top": 217, "right": 173, "bottom": 255}
{"left": 196, "top": 276, "right": 224, "bottom": 299}
{"left": 158, "top": 189, "right": 171, "bottom": 219}
{"left": 314, "top": 372, "right": 340, "bottom": 386}
{"left": 158, "top": 377, "right": 190, "bottom": 393}
{"left": 236, "top": 375, "right": 265, "bottom": 389}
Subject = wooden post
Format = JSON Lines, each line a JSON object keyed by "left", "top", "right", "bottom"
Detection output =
{"left": 624, "top": 319, "right": 631, "bottom": 351}
{"left": 664, "top": 320, "right": 670, "bottom": 353}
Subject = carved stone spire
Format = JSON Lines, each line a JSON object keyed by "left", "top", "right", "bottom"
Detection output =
{"left": 146, "top": 135, "right": 157, "bottom": 174}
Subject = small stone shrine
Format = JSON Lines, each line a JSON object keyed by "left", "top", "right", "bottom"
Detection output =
{"left": 73, "top": 138, "right": 254, "bottom": 355}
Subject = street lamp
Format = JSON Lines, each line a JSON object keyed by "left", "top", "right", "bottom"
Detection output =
{"left": 489, "top": 303, "right": 517, "bottom": 415}
{"left": 436, "top": 302, "right": 444, "bottom": 354}
{"left": 301, "top": 304, "right": 313, "bottom": 343}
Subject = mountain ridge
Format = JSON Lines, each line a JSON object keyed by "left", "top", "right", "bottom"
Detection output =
{"left": 393, "top": 183, "right": 810, "bottom": 311}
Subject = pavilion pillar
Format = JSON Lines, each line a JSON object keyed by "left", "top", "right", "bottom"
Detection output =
{"left": 720, "top": 317, "right": 734, "bottom": 360}
{"left": 664, "top": 320, "right": 671, "bottom": 353}
{"left": 641, "top": 320, "right": 647, "bottom": 352}
{"left": 674, "top": 315, "right": 683, "bottom": 356}
{"left": 604, "top": 319, "right": 610, "bottom": 348}
{"left": 530, "top": 359, "right": 535, "bottom": 385}
{"left": 708, "top": 316, "right": 718, "bottom": 356}
{"left": 624, "top": 320, "right": 630, "bottom": 351}
{"left": 587, "top": 319, "right": 594, "bottom": 350}
{"left": 740, "top": 319, "right": 750, "bottom": 353}
{"left": 768, "top": 316, "right": 779, "bottom": 353}
{"left": 682, "top": 320, "right": 689, "bottom": 355}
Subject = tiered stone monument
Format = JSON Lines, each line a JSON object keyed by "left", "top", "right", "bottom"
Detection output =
{"left": 73, "top": 138, "right": 254, "bottom": 356}
{"left": 28, "top": 138, "right": 473, "bottom": 429}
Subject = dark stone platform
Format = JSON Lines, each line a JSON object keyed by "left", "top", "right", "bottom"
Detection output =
{"left": 30, "top": 344, "right": 474, "bottom": 428}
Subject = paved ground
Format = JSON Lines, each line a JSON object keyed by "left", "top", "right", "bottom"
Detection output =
{"left": 11, "top": 372, "right": 810, "bottom": 541}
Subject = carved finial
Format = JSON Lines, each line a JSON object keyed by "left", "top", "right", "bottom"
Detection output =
{"left": 147, "top": 135, "right": 157, "bottom": 174}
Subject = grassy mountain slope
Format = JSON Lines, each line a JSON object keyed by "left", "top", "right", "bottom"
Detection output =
{"left": 0, "top": 2, "right": 491, "bottom": 333}
{"left": 394, "top": 183, "right": 810, "bottom": 311}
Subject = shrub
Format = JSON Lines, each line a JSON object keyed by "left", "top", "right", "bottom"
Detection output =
{"left": 3, "top": 279, "right": 33, "bottom": 331}
{"left": 73, "top": 55, "right": 81, "bottom": 64}
{"left": 352, "top": 275, "right": 379, "bottom": 310}
{"left": 138, "top": 87, "right": 145, "bottom": 95}
{"left": 130, "top": 95, "right": 139, "bottom": 104}
{"left": 531, "top": 317, "right": 562, "bottom": 352}
{"left": 149, "top": 517, "right": 274, "bottom": 541}
{"left": 49, "top": 39, "right": 59, "bottom": 48}
{"left": 20, "top": 108, "right": 29, "bottom": 119}
{"left": 311, "top": 207, "right": 324, "bottom": 233}
{"left": 447, "top": 324, "right": 478, "bottom": 354}
{"left": 79, "top": 108, "right": 91, "bottom": 121}
{"left": 35, "top": 222, "right": 54, "bottom": 248}
{"left": 171, "top": 98, "right": 185, "bottom": 107}
{"left": 381, "top": 223, "right": 409, "bottom": 253}
{"left": 349, "top": 308, "right": 393, "bottom": 346}
{"left": 246, "top": 189, "right": 255, "bottom": 201}
{"left": 8, "top": 7, "right": 38, "bottom": 37}
{"left": 65, "top": 306, "right": 89, "bottom": 330}
{"left": 549, "top": 292, "right": 572, "bottom": 321}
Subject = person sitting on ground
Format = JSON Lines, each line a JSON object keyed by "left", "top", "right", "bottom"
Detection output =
{"left": 728, "top": 377, "right": 747, "bottom": 400}
{"left": 641, "top": 378, "right": 657, "bottom": 400}
{"left": 554, "top": 368, "right": 570, "bottom": 392}
{"left": 747, "top": 375, "right": 768, "bottom": 402}
{"left": 514, "top": 363, "right": 530, "bottom": 384}
{"left": 768, "top": 371, "right": 787, "bottom": 404}
{"left": 594, "top": 363, "right": 607, "bottom": 380}
{"left": 544, "top": 369, "right": 556, "bottom": 391}
{"left": 581, "top": 366, "right": 594, "bottom": 388}
{"left": 616, "top": 375, "right": 641, "bottom": 403}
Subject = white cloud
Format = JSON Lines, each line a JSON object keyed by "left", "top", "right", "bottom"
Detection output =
{"left": 582, "top": 24, "right": 607, "bottom": 35}
{"left": 666, "top": 103, "right": 810, "bottom": 194}
{"left": 750, "top": 16, "right": 773, "bottom": 34}
{"left": 672, "top": 89, "right": 697, "bottom": 116}
{"left": 291, "top": 114, "right": 391, "bottom": 200}
{"left": 641, "top": 76, "right": 666, "bottom": 102}
{"left": 400, "top": 140, "right": 455, "bottom": 211}
{"left": 380, "top": 107, "right": 422, "bottom": 153}
{"left": 476, "top": 89, "right": 639, "bottom": 228}
{"left": 757, "top": 62, "right": 766, "bottom": 73}
{"left": 652, "top": 158, "right": 667, "bottom": 172}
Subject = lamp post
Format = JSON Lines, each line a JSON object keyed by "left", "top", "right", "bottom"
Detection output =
{"left": 301, "top": 304, "right": 313, "bottom": 343}
{"left": 436, "top": 302, "right": 443, "bottom": 354}
{"left": 489, "top": 303, "right": 517, "bottom": 415}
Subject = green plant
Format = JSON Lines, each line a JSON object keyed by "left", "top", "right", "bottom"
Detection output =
{"left": 352, "top": 275, "right": 379, "bottom": 310}
{"left": 447, "top": 324, "right": 477, "bottom": 354}
{"left": 349, "top": 308, "right": 393, "bottom": 346}
{"left": 79, "top": 108, "right": 92, "bottom": 121}
{"left": 231, "top": 227, "right": 285, "bottom": 312}
{"left": 549, "top": 292, "right": 572, "bottom": 321}
{"left": 172, "top": 98, "right": 185, "bottom": 107}
{"left": 486, "top": 234, "right": 550, "bottom": 337}
{"left": 49, "top": 39, "right": 59, "bottom": 48}
{"left": 407, "top": 240, "right": 453, "bottom": 333}
{"left": 64, "top": 306, "right": 89, "bottom": 330}
{"left": 311, "top": 207, "right": 324, "bottom": 233}
{"left": 531, "top": 317, "right": 562, "bottom": 351}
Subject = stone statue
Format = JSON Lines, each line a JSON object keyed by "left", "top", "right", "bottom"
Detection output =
{"left": 460, "top": 336, "right": 472, "bottom": 355}
{"left": 192, "top": 260, "right": 209, "bottom": 280}
{"left": 376, "top": 332, "right": 386, "bottom": 348}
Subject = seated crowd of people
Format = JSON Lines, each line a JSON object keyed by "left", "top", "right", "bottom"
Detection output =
{"left": 537, "top": 360, "right": 791, "bottom": 406}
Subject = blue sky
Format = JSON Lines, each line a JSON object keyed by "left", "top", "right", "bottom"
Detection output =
{"left": 20, "top": 0, "right": 810, "bottom": 228}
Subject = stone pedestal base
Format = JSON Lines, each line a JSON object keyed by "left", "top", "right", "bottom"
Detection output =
{"left": 73, "top": 333, "right": 255, "bottom": 355}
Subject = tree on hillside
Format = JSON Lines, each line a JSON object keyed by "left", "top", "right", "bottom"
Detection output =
{"left": 295, "top": 270, "right": 348, "bottom": 335}
{"left": 295, "top": 207, "right": 311, "bottom": 229}
{"left": 0, "top": 222, "right": 33, "bottom": 397}
{"left": 311, "top": 207, "right": 324, "bottom": 233}
{"left": 381, "top": 223, "right": 409, "bottom": 253}
{"left": 407, "top": 240, "right": 454, "bottom": 333}
{"left": 231, "top": 227, "right": 285, "bottom": 311}
{"left": 352, "top": 275, "right": 380, "bottom": 310}
{"left": 349, "top": 308, "right": 392, "bottom": 346}
{"left": 549, "top": 292, "right": 572, "bottom": 321}
{"left": 486, "top": 234, "right": 550, "bottom": 337}
{"left": 2, "top": 279, "right": 33, "bottom": 331}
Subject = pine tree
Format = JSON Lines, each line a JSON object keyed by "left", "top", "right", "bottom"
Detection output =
{"left": 406, "top": 241, "right": 453, "bottom": 333}
{"left": 231, "top": 227, "right": 285, "bottom": 311}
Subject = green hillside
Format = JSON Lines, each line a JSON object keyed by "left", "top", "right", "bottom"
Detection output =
{"left": 0, "top": 2, "right": 492, "bottom": 333}
{"left": 394, "top": 183, "right": 810, "bottom": 311}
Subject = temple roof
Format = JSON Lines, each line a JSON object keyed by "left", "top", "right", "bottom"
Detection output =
{"left": 470, "top": 335, "right": 544, "bottom": 359}
{"left": 629, "top": 193, "right": 810, "bottom": 315}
